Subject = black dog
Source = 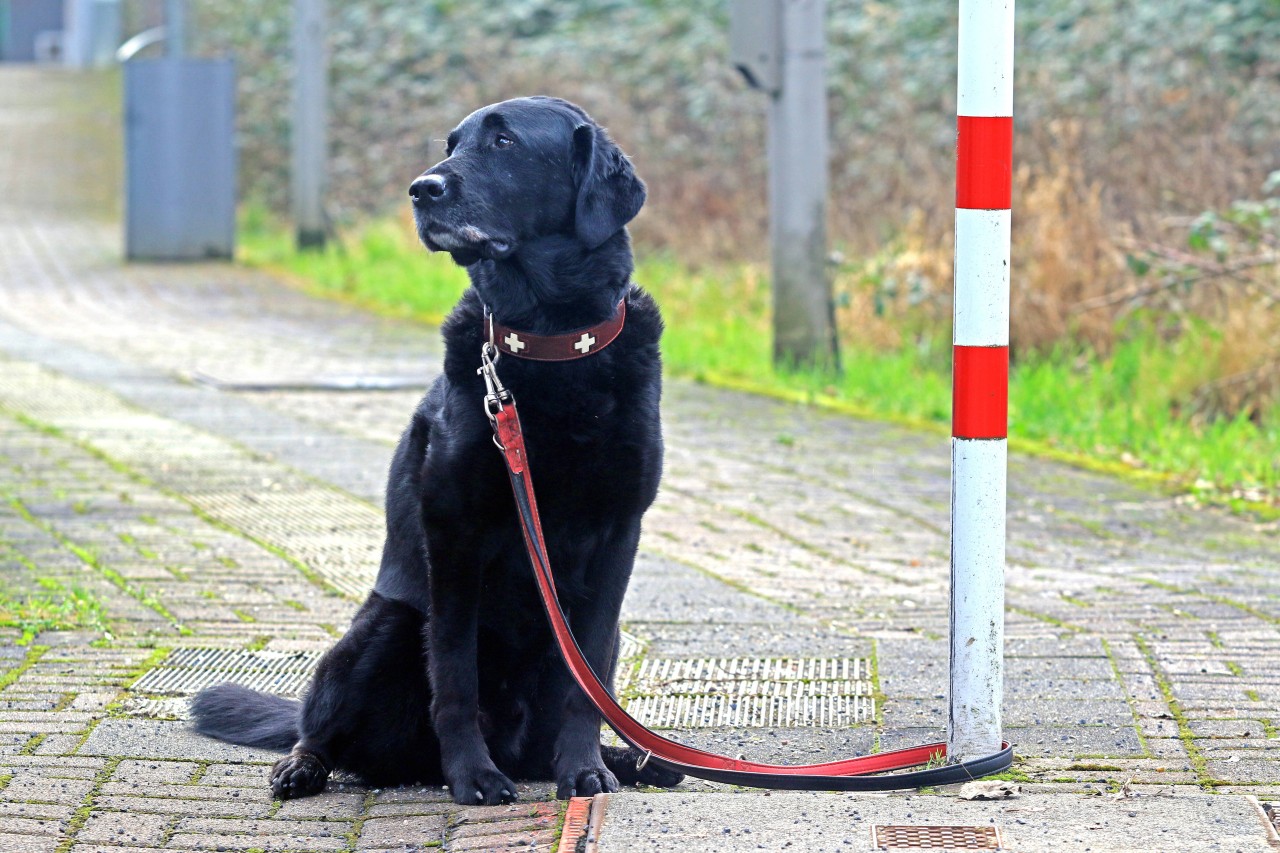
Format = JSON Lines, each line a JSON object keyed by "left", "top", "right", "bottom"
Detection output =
{"left": 191, "top": 97, "right": 681, "bottom": 804}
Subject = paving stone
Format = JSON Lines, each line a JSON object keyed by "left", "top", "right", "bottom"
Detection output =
{"left": 273, "top": 790, "right": 367, "bottom": 819}
{"left": 33, "top": 734, "right": 83, "bottom": 756}
{"left": 111, "top": 759, "right": 202, "bottom": 785}
{"left": 197, "top": 764, "right": 269, "bottom": 787}
{"left": 357, "top": 814, "right": 449, "bottom": 847}
{"left": 0, "top": 834, "right": 60, "bottom": 853}
{"left": 1203, "top": 757, "right": 1280, "bottom": 783}
{"left": 167, "top": 831, "right": 346, "bottom": 851}
{"left": 0, "top": 803, "right": 66, "bottom": 821}
{"left": 69, "top": 847, "right": 174, "bottom": 853}
{"left": 367, "top": 801, "right": 459, "bottom": 818}
{"left": 451, "top": 802, "right": 558, "bottom": 825}
{"left": 97, "top": 782, "right": 259, "bottom": 802}
{"left": 79, "top": 720, "right": 279, "bottom": 763}
{"left": 0, "top": 816, "right": 61, "bottom": 836}
{"left": 446, "top": 828, "right": 558, "bottom": 852}
{"left": 77, "top": 811, "right": 172, "bottom": 845}
{"left": 92, "top": 795, "right": 274, "bottom": 819}
{"left": 0, "top": 775, "right": 95, "bottom": 805}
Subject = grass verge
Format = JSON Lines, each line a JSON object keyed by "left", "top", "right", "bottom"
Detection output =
{"left": 240, "top": 210, "right": 1278, "bottom": 514}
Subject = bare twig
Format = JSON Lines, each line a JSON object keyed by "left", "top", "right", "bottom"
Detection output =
{"left": 1072, "top": 239, "right": 1278, "bottom": 314}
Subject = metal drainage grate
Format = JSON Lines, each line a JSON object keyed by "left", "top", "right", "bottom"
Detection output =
{"left": 132, "top": 648, "right": 321, "bottom": 697}
{"left": 616, "top": 631, "right": 644, "bottom": 664}
{"left": 625, "top": 657, "right": 874, "bottom": 728}
{"left": 871, "top": 825, "right": 1003, "bottom": 850}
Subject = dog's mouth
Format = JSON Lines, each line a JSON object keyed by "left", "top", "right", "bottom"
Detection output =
{"left": 420, "top": 224, "right": 514, "bottom": 262}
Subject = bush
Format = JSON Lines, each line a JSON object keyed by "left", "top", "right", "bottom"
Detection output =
{"left": 179, "top": 0, "right": 1280, "bottom": 249}
{"left": 177, "top": 0, "right": 1278, "bottom": 430}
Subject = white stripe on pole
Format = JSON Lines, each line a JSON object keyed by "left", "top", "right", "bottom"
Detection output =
{"left": 953, "top": 208, "right": 1011, "bottom": 347}
{"left": 957, "top": 0, "right": 1015, "bottom": 117}
{"left": 948, "top": 437, "right": 1007, "bottom": 760}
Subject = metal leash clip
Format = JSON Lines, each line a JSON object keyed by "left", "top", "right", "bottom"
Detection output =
{"left": 478, "top": 341, "right": 512, "bottom": 421}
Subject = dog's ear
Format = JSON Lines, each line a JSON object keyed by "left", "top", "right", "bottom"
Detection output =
{"left": 572, "top": 123, "right": 646, "bottom": 250}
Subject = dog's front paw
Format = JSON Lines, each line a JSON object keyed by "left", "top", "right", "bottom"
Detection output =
{"left": 447, "top": 765, "right": 518, "bottom": 806}
{"left": 270, "top": 750, "right": 329, "bottom": 800}
{"left": 555, "top": 764, "right": 619, "bottom": 800}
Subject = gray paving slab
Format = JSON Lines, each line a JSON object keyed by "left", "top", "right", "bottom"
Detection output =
{"left": 78, "top": 719, "right": 282, "bottom": 763}
{"left": 596, "top": 790, "right": 1280, "bottom": 852}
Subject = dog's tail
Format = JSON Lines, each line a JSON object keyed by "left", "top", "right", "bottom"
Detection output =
{"left": 190, "top": 683, "right": 300, "bottom": 751}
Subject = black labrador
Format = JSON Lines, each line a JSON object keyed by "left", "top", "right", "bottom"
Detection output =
{"left": 191, "top": 97, "right": 681, "bottom": 804}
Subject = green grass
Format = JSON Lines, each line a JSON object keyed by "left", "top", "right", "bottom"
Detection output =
{"left": 239, "top": 210, "right": 1278, "bottom": 511}
{"left": 0, "top": 585, "right": 111, "bottom": 645}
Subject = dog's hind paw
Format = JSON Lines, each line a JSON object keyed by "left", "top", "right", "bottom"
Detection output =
{"left": 269, "top": 750, "right": 329, "bottom": 800}
{"left": 446, "top": 766, "right": 518, "bottom": 806}
{"left": 601, "top": 745, "right": 684, "bottom": 789}
{"left": 555, "top": 765, "right": 619, "bottom": 800}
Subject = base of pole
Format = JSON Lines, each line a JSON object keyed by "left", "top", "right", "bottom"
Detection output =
{"left": 296, "top": 228, "right": 326, "bottom": 250}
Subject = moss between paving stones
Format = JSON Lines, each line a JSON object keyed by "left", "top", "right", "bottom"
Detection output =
{"left": 1, "top": 403, "right": 345, "bottom": 602}
{"left": 1133, "top": 634, "right": 1221, "bottom": 790}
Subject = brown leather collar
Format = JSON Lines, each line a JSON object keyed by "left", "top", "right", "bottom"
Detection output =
{"left": 486, "top": 299, "right": 626, "bottom": 361}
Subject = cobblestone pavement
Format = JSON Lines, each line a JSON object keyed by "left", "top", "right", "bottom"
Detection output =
{"left": 0, "top": 68, "right": 1277, "bottom": 851}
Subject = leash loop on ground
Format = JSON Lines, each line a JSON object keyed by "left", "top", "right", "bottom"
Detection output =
{"left": 482, "top": 353, "right": 1014, "bottom": 791}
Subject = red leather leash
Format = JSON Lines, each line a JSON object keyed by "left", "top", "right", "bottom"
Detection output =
{"left": 477, "top": 342, "right": 1013, "bottom": 790}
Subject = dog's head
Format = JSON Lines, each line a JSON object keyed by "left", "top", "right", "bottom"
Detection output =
{"left": 410, "top": 97, "right": 645, "bottom": 267}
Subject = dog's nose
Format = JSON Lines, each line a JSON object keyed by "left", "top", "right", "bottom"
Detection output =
{"left": 409, "top": 174, "right": 447, "bottom": 204}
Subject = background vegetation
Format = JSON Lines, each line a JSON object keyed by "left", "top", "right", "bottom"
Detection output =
{"left": 126, "top": 0, "right": 1280, "bottom": 506}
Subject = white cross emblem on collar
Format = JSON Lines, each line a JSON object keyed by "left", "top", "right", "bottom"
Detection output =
{"left": 574, "top": 332, "right": 597, "bottom": 354}
{"left": 503, "top": 332, "right": 526, "bottom": 353}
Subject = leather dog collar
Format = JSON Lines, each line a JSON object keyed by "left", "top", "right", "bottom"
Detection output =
{"left": 486, "top": 299, "right": 626, "bottom": 361}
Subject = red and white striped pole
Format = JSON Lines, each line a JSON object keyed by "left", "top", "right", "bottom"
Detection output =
{"left": 949, "top": 0, "right": 1013, "bottom": 762}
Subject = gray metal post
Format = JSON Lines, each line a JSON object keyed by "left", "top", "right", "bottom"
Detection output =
{"left": 292, "top": 0, "right": 328, "bottom": 249}
{"left": 732, "top": 0, "right": 837, "bottom": 368}
{"left": 165, "top": 0, "right": 185, "bottom": 59}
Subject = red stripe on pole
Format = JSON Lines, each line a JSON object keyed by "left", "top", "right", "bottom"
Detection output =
{"left": 956, "top": 116, "right": 1013, "bottom": 210}
{"left": 953, "top": 345, "right": 1008, "bottom": 439}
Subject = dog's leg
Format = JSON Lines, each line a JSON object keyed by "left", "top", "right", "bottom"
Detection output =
{"left": 426, "top": 532, "right": 518, "bottom": 806}
{"left": 270, "top": 594, "right": 439, "bottom": 799}
{"left": 546, "top": 520, "right": 645, "bottom": 799}
{"left": 269, "top": 602, "right": 380, "bottom": 800}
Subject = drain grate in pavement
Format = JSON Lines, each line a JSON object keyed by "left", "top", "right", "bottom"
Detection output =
{"left": 871, "top": 825, "right": 1003, "bottom": 849}
{"left": 132, "top": 648, "right": 321, "bottom": 697}
{"left": 617, "top": 631, "right": 644, "bottom": 664}
{"left": 625, "top": 657, "right": 874, "bottom": 727}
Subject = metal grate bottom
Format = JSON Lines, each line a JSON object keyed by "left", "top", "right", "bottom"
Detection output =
{"left": 135, "top": 637, "right": 645, "bottom": 703}
{"left": 625, "top": 657, "right": 874, "bottom": 728}
{"left": 871, "top": 825, "right": 1003, "bottom": 850}
{"left": 132, "top": 648, "right": 321, "bottom": 697}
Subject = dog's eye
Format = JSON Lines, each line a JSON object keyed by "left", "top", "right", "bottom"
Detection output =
{"left": 495, "top": 133, "right": 515, "bottom": 149}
